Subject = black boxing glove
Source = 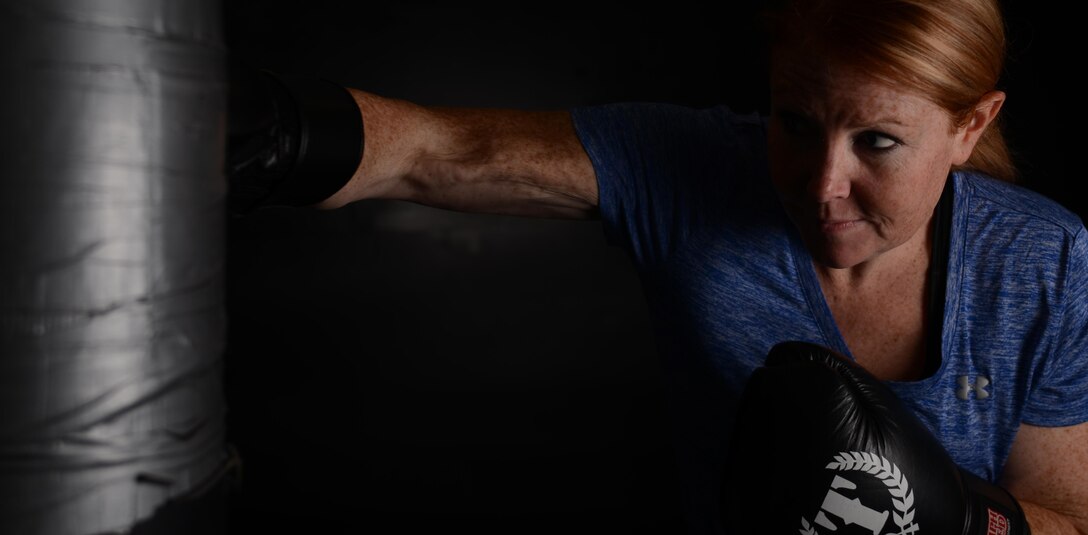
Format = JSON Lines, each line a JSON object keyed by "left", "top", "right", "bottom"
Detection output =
{"left": 722, "top": 341, "right": 1030, "bottom": 535}
{"left": 226, "top": 61, "right": 363, "bottom": 215}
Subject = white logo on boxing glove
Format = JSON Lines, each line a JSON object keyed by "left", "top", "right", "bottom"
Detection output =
{"left": 799, "top": 452, "right": 919, "bottom": 535}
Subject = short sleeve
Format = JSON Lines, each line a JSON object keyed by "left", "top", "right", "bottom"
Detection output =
{"left": 569, "top": 103, "right": 767, "bottom": 268}
{"left": 1022, "top": 225, "right": 1088, "bottom": 426}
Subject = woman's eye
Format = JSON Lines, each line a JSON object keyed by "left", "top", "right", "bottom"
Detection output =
{"left": 858, "top": 131, "right": 899, "bottom": 151}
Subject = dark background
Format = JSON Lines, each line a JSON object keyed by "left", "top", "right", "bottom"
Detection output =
{"left": 220, "top": 2, "right": 1078, "bottom": 533}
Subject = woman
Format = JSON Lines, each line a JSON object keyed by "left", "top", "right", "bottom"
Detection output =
{"left": 230, "top": 0, "right": 1088, "bottom": 532}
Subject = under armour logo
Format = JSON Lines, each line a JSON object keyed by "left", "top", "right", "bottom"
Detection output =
{"left": 957, "top": 376, "right": 991, "bottom": 400}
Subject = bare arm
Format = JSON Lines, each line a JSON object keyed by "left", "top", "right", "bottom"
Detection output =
{"left": 315, "top": 89, "right": 599, "bottom": 219}
{"left": 1001, "top": 421, "right": 1088, "bottom": 534}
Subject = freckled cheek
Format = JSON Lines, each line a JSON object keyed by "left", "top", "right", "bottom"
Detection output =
{"left": 884, "top": 158, "right": 950, "bottom": 221}
{"left": 857, "top": 176, "right": 933, "bottom": 235}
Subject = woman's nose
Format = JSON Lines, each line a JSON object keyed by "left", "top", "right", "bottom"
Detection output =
{"left": 806, "top": 142, "right": 852, "bottom": 203}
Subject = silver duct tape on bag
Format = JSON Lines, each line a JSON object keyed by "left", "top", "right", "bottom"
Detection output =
{"left": 0, "top": 1, "right": 227, "bottom": 534}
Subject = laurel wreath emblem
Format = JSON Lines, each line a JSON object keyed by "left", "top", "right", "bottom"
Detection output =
{"left": 798, "top": 451, "right": 919, "bottom": 535}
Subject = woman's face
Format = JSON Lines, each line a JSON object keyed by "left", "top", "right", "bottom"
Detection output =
{"left": 768, "top": 59, "right": 977, "bottom": 271}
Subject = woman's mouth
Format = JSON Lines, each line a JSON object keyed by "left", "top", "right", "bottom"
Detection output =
{"left": 819, "top": 219, "right": 860, "bottom": 234}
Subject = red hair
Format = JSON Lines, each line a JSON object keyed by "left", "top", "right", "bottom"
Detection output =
{"left": 765, "top": 0, "right": 1015, "bottom": 182}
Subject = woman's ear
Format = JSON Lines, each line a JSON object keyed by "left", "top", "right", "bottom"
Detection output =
{"left": 952, "top": 90, "right": 1006, "bottom": 165}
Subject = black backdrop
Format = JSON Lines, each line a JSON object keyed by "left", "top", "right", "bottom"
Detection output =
{"left": 220, "top": 2, "right": 1078, "bottom": 533}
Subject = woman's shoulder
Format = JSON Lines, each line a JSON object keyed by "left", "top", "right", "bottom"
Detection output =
{"left": 569, "top": 102, "right": 770, "bottom": 180}
{"left": 958, "top": 170, "right": 1085, "bottom": 238}
{"left": 570, "top": 102, "right": 765, "bottom": 137}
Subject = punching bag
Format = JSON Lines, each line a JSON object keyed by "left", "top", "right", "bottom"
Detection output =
{"left": 0, "top": 1, "right": 229, "bottom": 534}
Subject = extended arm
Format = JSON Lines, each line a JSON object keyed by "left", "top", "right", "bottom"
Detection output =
{"left": 315, "top": 89, "right": 599, "bottom": 219}
{"left": 227, "top": 67, "right": 599, "bottom": 219}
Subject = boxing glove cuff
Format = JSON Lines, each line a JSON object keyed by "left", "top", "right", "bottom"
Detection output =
{"left": 959, "top": 468, "right": 1031, "bottom": 535}
{"left": 227, "top": 67, "right": 363, "bottom": 214}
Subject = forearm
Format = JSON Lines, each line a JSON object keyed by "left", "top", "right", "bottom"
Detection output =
{"left": 1021, "top": 500, "right": 1088, "bottom": 535}
{"left": 1002, "top": 422, "right": 1088, "bottom": 535}
{"left": 316, "top": 89, "right": 598, "bottom": 219}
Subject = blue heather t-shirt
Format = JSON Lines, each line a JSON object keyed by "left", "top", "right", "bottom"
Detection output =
{"left": 569, "top": 103, "right": 1088, "bottom": 534}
